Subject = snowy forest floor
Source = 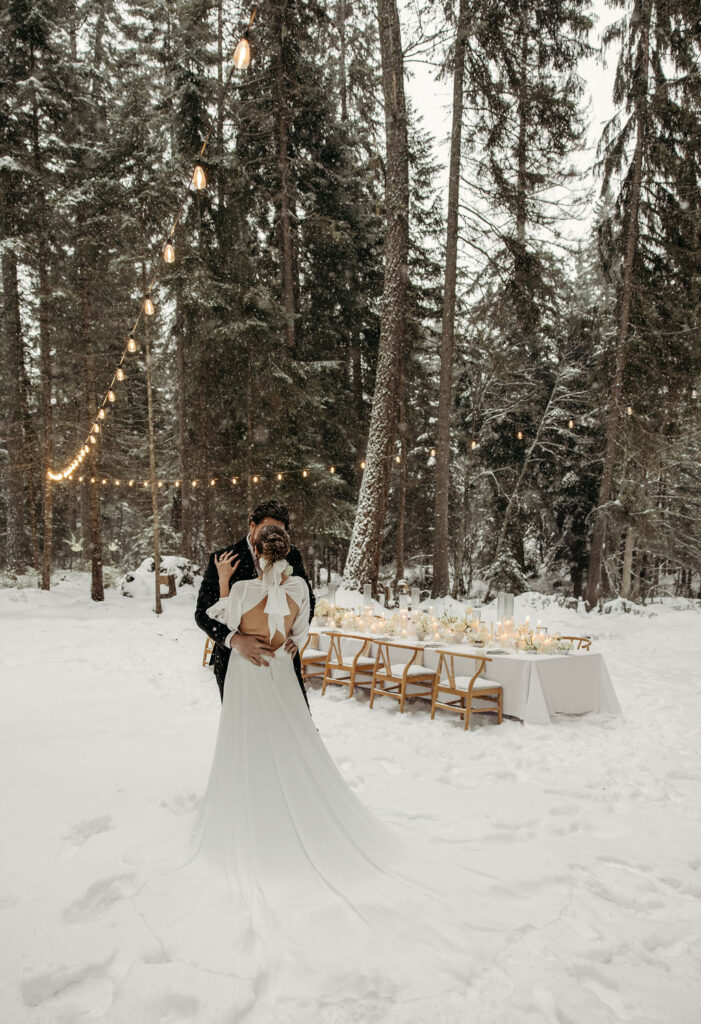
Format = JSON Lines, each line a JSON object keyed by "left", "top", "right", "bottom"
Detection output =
{"left": 1, "top": 575, "right": 700, "bottom": 1024}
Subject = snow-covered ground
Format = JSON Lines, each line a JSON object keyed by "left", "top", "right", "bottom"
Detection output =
{"left": 1, "top": 573, "right": 700, "bottom": 1024}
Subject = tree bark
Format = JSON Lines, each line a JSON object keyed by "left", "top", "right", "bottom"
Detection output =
{"left": 2, "top": 239, "right": 28, "bottom": 572}
{"left": 620, "top": 527, "right": 634, "bottom": 599}
{"left": 343, "top": 0, "right": 409, "bottom": 591}
{"left": 275, "top": 1, "right": 298, "bottom": 352}
{"left": 143, "top": 265, "right": 162, "bottom": 614}
{"left": 81, "top": 277, "right": 104, "bottom": 601}
{"left": 431, "top": 0, "right": 468, "bottom": 597}
{"left": 585, "top": 5, "right": 650, "bottom": 607}
{"left": 175, "top": 279, "right": 192, "bottom": 558}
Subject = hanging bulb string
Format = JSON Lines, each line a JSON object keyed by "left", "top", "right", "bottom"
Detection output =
{"left": 47, "top": 6, "right": 258, "bottom": 481}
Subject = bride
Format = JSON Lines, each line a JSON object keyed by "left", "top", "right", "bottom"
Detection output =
{"left": 125, "top": 525, "right": 511, "bottom": 1014}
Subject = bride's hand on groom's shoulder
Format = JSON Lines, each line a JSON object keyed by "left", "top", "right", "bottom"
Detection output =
{"left": 214, "top": 550, "right": 240, "bottom": 594}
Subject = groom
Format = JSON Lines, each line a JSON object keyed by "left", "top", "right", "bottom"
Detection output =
{"left": 195, "top": 499, "right": 315, "bottom": 708}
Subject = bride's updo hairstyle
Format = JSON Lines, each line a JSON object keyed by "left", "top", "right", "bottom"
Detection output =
{"left": 255, "top": 524, "right": 290, "bottom": 570}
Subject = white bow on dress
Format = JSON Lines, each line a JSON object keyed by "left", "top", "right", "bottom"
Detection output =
{"left": 259, "top": 556, "right": 290, "bottom": 641}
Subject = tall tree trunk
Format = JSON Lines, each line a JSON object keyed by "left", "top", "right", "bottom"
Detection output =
{"left": 620, "top": 527, "right": 635, "bottom": 599}
{"left": 176, "top": 280, "right": 192, "bottom": 558}
{"left": 338, "top": 0, "right": 348, "bottom": 122}
{"left": 343, "top": 0, "right": 409, "bottom": 591}
{"left": 275, "top": 2, "right": 297, "bottom": 352}
{"left": 431, "top": 0, "right": 468, "bottom": 597}
{"left": 31, "top": 69, "right": 54, "bottom": 589}
{"left": 586, "top": 7, "right": 650, "bottom": 608}
{"left": 394, "top": 389, "right": 407, "bottom": 583}
{"left": 2, "top": 242, "right": 28, "bottom": 572}
{"left": 143, "top": 265, "right": 163, "bottom": 614}
{"left": 82, "top": 280, "right": 104, "bottom": 601}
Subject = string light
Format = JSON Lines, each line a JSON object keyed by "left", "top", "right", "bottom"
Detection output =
{"left": 46, "top": 15, "right": 257, "bottom": 484}
{"left": 231, "top": 477, "right": 237, "bottom": 485}
{"left": 174, "top": 480, "right": 180, "bottom": 487}
{"left": 568, "top": 419, "right": 574, "bottom": 429}
{"left": 233, "top": 35, "right": 251, "bottom": 70}
{"left": 210, "top": 478, "right": 216, "bottom": 486}
{"left": 98, "top": 408, "right": 106, "bottom": 420}
{"left": 192, "top": 163, "right": 207, "bottom": 190}
{"left": 127, "top": 336, "right": 138, "bottom": 353}
{"left": 329, "top": 466, "right": 336, "bottom": 474}
{"left": 192, "top": 480, "right": 197, "bottom": 487}
{"left": 276, "top": 473, "right": 283, "bottom": 481}
{"left": 302, "top": 470, "right": 308, "bottom": 478}
{"left": 92, "top": 423, "right": 100, "bottom": 434}
{"left": 101, "top": 478, "right": 107, "bottom": 485}
{"left": 115, "top": 479, "right": 120, "bottom": 486}
{"left": 517, "top": 430, "right": 523, "bottom": 440}
{"left": 626, "top": 405, "right": 633, "bottom": 416}
{"left": 395, "top": 455, "right": 401, "bottom": 463}
{"left": 107, "top": 390, "right": 116, "bottom": 403}
{"left": 128, "top": 480, "right": 134, "bottom": 487}
{"left": 470, "top": 440, "right": 477, "bottom": 450}
{"left": 253, "top": 475, "right": 259, "bottom": 483}
{"left": 430, "top": 448, "right": 436, "bottom": 458}
{"left": 79, "top": 476, "right": 84, "bottom": 482}
{"left": 360, "top": 460, "right": 366, "bottom": 470}
{"left": 692, "top": 387, "right": 698, "bottom": 400}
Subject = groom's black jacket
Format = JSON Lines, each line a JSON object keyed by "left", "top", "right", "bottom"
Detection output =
{"left": 194, "top": 536, "right": 315, "bottom": 708}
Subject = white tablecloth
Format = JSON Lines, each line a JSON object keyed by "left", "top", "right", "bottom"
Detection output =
{"left": 310, "top": 630, "right": 622, "bottom": 726}
{"left": 422, "top": 647, "right": 622, "bottom": 726}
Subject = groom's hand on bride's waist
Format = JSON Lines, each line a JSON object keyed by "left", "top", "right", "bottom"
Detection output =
{"left": 230, "top": 633, "right": 276, "bottom": 666}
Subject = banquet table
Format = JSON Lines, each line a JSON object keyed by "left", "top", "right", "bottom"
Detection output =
{"left": 309, "top": 629, "right": 622, "bottom": 727}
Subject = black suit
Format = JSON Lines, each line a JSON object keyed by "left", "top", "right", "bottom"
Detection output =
{"left": 195, "top": 536, "right": 315, "bottom": 707}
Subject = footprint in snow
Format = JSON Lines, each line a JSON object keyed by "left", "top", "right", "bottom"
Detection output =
{"left": 62, "top": 873, "right": 136, "bottom": 924}
{"left": 21, "top": 958, "right": 113, "bottom": 1008}
{"left": 64, "top": 815, "right": 113, "bottom": 849}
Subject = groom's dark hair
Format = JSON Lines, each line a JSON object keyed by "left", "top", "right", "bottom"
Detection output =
{"left": 250, "top": 499, "right": 290, "bottom": 531}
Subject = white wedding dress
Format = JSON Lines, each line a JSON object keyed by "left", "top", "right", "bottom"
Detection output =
{"left": 121, "top": 568, "right": 514, "bottom": 1016}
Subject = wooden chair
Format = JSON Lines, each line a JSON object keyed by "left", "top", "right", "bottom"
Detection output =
{"left": 158, "top": 573, "right": 177, "bottom": 598}
{"left": 300, "top": 634, "right": 329, "bottom": 683}
{"left": 558, "top": 636, "right": 592, "bottom": 651}
{"left": 431, "top": 651, "right": 500, "bottom": 730}
{"left": 321, "top": 632, "right": 375, "bottom": 697}
{"left": 369, "top": 640, "right": 437, "bottom": 713}
{"left": 202, "top": 636, "right": 215, "bottom": 667}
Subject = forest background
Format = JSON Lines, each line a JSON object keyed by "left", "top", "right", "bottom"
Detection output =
{"left": 1, "top": 0, "right": 699, "bottom": 606}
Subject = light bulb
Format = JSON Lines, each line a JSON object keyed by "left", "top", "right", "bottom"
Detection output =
{"left": 107, "top": 390, "right": 116, "bottom": 403}
{"left": 175, "top": 480, "right": 180, "bottom": 487}
{"left": 471, "top": 440, "right": 477, "bottom": 449}
{"left": 90, "top": 435, "right": 96, "bottom": 444}
{"left": 192, "top": 480, "right": 197, "bottom": 487}
{"left": 276, "top": 473, "right": 283, "bottom": 481}
{"left": 127, "top": 336, "right": 138, "bottom": 353}
{"left": 330, "top": 466, "right": 336, "bottom": 474}
{"left": 143, "top": 296, "right": 155, "bottom": 316}
{"left": 692, "top": 387, "right": 698, "bottom": 400}
{"left": 79, "top": 476, "right": 84, "bottom": 482}
{"left": 568, "top": 419, "right": 574, "bottom": 429}
{"left": 115, "top": 480, "right": 120, "bottom": 486}
{"left": 90, "top": 477, "right": 96, "bottom": 484}
{"left": 192, "top": 163, "right": 207, "bottom": 190}
{"left": 116, "top": 367, "right": 125, "bottom": 381}
{"left": 158, "top": 481, "right": 163, "bottom": 488}
{"left": 517, "top": 430, "right": 523, "bottom": 440}
{"left": 128, "top": 480, "right": 134, "bottom": 487}
{"left": 360, "top": 461, "right": 366, "bottom": 469}
{"left": 210, "top": 478, "right": 216, "bottom": 486}
{"left": 233, "top": 34, "right": 251, "bottom": 70}
{"left": 395, "top": 455, "right": 401, "bottom": 463}
{"left": 302, "top": 470, "right": 308, "bottom": 478}
{"left": 98, "top": 408, "right": 106, "bottom": 420}
{"left": 231, "top": 477, "right": 237, "bottom": 485}
{"left": 253, "top": 475, "right": 259, "bottom": 484}
{"left": 430, "top": 448, "right": 436, "bottom": 457}
{"left": 163, "top": 240, "right": 175, "bottom": 264}
{"left": 626, "top": 405, "right": 633, "bottom": 416}
{"left": 101, "top": 478, "right": 107, "bottom": 485}
{"left": 143, "top": 481, "right": 148, "bottom": 488}
{"left": 93, "top": 423, "right": 100, "bottom": 434}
